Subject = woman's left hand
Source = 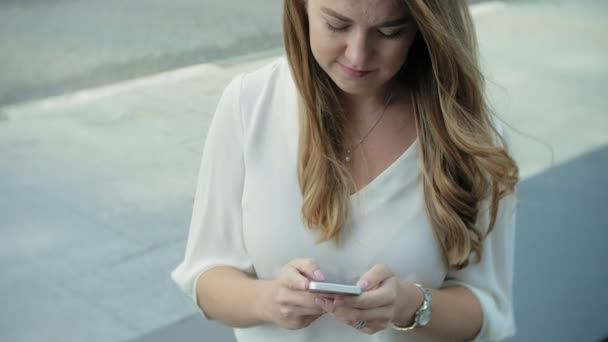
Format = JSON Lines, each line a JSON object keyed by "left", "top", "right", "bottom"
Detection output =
{"left": 317, "top": 264, "right": 422, "bottom": 335}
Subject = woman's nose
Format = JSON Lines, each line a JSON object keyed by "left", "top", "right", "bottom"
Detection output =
{"left": 345, "top": 31, "right": 373, "bottom": 69}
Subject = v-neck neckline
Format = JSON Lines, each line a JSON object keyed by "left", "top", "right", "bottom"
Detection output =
{"left": 349, "top": 137, "right": 419, "bottom": 200}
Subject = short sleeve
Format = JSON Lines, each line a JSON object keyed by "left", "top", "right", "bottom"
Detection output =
{"left": 170, "top": 74, "right": 255, "bottom": 317}
{"left": 441, "top": 121, "right": 517, "bottom": 341}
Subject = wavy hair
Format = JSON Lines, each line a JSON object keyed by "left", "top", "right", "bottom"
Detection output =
{"left": 283, "top": 0, "right": 518, "bottom": 269}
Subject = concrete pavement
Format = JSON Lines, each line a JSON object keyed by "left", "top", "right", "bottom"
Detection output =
{"left": 1, "top": 1, "right": 607, "bottom": 341}
{"left": 0, "top": 0, "right": 283, "bottom": 107}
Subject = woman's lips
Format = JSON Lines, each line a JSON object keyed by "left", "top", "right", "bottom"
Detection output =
{"left": 338, "top": 63, "right": 372, "bottom": 78}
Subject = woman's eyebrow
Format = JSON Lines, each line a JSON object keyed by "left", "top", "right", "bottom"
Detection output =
{"left": 377, "top": 17, "right": 410, "bottom": 28}
{"left": 320, "top": 6, "right": 410, "bottom": 27}
{"left": 321, "top": 6, "right": 352, "bottom": 22}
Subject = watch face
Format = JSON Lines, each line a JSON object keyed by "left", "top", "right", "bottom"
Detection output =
{"left": 418, "top": 309, "right": 431, "bottom": 326}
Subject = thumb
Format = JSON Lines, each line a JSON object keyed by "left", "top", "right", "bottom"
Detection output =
{"left": 288, "top": 258, "right": 326, "bottom": 282}
{"left": 356, "top": 264, "right": 393, "bottom": 291}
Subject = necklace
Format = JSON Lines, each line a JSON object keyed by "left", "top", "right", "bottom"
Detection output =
{"left": 344, "top": 89, "right": 394, "bottom": 163}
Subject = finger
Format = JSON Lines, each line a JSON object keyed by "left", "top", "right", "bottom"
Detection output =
{"left": 315, "top": 296, "right": 339, "bottom": 313}
{"left": 280, "top": 261, "right": 323, "bottom": 291}
{"left": 356, "top": 264, "right": 394, "bottom": 291}
{"left": 301, "top": 314, "right": 323, "bottom": 327}
{"left": 337, "top": 289, "right": 392, "bottom": 309}
{"left": 288, "top": 258, "right": 326, "bottom": 282}
{"left": 282, "top": 288, "right": 333, "bottom": 309}
{"left": 333, "top": 304, "right": 393, "bottom": 323}
{"left": 317, "top": 295, "right": 356, "bottom": 314}
{"left": 359, "top": 305, "right": 393, "bottom": 322}
{"left": 330, "top": 312, "right": 388, "bottom": 333}
{"left": 288, "top": 304, "right": 326, "bottom": 316}
{"left": 333, "top": 315, "right": 388, "bottom": 331}
{"left": 352, "top": 320, "right": 388, "bottom": 333}
{"left": 280, "top": 267, "right": 310, "bottom": 291}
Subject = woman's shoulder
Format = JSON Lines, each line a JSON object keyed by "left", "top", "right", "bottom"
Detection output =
{"left": 238, "top": 55, "right": 293, "bottom": 99}
{"left": 213, "top": 56, "right": 292, "bottom": 122}
{"left": 217, "top": 55, "right": 296, "bottom": 134}
{"left": 242, "top": 55, "right": 290, "bottom": 82}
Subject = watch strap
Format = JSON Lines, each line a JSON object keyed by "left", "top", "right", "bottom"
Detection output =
{"left": 390, "top": 283, "right": 432, "bottom": 331}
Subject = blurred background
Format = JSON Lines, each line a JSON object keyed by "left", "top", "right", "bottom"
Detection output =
{"left": 1, "top": 0, "right": 607, "bottom": 341}
{"left": 0, "top": 0, "right": 282, "bottom": 107}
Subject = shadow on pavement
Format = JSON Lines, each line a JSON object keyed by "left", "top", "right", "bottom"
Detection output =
{"left": 136, "top": 146, "right": 608, "bottom": 342}
{"left": 508, "top": 145, "right": 608, "bottom": 342}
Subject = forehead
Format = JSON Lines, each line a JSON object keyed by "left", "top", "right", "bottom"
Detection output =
{"left": 311, "top": 0, "right": 409, "bottom": 23}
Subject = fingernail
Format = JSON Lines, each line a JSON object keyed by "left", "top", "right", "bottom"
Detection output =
{"left": 299, "top": 281, "right": 308, "bottom": 290}
{"left": 315, "top": 297, "right": 327, "bottom": 306}
{"left": 356, "top": 280, "right": 369, "bottom": 290}
{"left": 313, "top": 270, "right": 326, "bottom": 281}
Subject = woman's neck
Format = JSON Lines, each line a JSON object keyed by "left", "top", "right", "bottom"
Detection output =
{"left": 340, "top": 83, "right": 393, "bottom": 118}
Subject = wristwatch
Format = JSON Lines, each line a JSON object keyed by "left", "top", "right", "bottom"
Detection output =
{"left": 391, "top": 283, "right": 432, "bottom": 331}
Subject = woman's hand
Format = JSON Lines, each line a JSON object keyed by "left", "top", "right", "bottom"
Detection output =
{"left": 317, "top": 264, "right": 423, "bottom": 335}
{"left": 262, "top": 258, "right": 334, "bottom": 330}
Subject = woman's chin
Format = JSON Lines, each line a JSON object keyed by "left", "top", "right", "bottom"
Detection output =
{"left": 330, "top": 76, "right": 373, "bottom": 95}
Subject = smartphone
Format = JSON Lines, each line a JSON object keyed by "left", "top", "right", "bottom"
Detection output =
{"left": 308, "top": 281, "right": 362, "bottom": 296}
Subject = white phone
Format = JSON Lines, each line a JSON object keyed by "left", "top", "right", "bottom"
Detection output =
{"left": 308, "top": 281, "right": 362, "bottom": 296}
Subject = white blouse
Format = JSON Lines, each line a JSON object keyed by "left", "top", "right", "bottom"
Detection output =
{"left": 171, "top": 57, "right": 517, "bottom": 342}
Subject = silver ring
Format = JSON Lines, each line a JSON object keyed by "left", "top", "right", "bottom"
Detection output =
{"left": 353, "top": 320, "right": 367, "bottom": 330}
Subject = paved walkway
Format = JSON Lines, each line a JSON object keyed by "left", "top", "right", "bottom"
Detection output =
{"left": 1, "top": 1, "right": 606, "bottom": 341}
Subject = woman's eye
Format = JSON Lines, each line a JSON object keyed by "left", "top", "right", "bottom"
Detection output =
{"left": 378, "top": 29, "right": 404, "bottom": 39}
{"left": 326, "top": 22, "right": 349, "bottom": 32}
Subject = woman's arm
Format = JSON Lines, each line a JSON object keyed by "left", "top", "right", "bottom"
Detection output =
{"left": 399, "top": 193, "right": 518, "bottom": 341}
{"left": 196, "top": 266, "right": 271, "bottom": 328}
{"left": 196, "top": 259, "right": 330, "bottom": 329}
{"left": 395, "top": 281, "right": 483, "bottom": 341}
{"left": 324, "top": 266, "right": 485, "bottom": 340}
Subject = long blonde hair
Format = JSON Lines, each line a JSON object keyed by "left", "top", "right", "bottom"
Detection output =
{"left": 283, "top": 0, "right": 518, "bottom": 269}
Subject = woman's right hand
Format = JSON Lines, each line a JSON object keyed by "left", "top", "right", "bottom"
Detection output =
{"left": 261, "top": 258, "right": 332, "bottom": 330}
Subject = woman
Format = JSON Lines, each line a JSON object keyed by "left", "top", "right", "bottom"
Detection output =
{"left": 171, "top": 0, "right": 518, "bottom": 341}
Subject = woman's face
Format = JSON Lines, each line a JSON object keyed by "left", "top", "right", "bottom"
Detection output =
{"left": 306, "top": 0, "right": 418, "bottom": 96}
